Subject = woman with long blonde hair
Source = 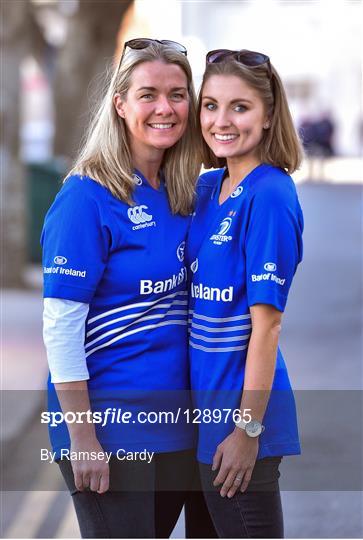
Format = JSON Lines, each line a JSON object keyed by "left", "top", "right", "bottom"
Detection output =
{"left": 42, "top": 39, "right": 215, "bottom": 538}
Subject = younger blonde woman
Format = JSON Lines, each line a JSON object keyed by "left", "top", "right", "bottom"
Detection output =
{"left": 187, "top": 49, "right": 304, "bottom": 538}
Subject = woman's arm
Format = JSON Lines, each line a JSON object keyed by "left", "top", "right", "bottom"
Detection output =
{"left": 43, "top": 298, "right": 90, "bottom": 382}
{"left": 43, "top": 298, "right": 109, "bottom": 493}
{"left": 212, "top": 304, "right": 282, "bottom": 498}
{"left": 54, "top": 381, "right": 109, "bottom": 494}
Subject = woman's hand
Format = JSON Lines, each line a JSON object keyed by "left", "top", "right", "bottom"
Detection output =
{"left": 53, "top": 382, "right": 109, "bottom": 494}
{"left": 70, "top": 435, "right": 110, "bottom": 494}
{"left": 212, "top": 428, "right": 258, "bottom": 498}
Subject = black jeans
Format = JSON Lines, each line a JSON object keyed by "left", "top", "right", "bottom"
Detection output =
{"left": 58, "top": 449, "right": 217, "bottom": 538}
{"left": 199, "top": 457, "right": 284, "bottom": 539}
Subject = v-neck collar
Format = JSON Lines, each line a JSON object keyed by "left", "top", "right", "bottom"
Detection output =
{"left": 212, "top": 163, "right": 267, "bottom": 208}
{"left": 133, "top": 168, "right": 165, "bottom": 194}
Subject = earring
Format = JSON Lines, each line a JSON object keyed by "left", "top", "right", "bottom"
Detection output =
{"left": 263, "top": 122, "right": 270, "bottom": 129}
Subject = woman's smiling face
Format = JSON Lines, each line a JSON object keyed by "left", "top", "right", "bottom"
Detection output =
{"left": 114, "top": 60, "right": 189, "bottom": 160}
{"left": 200, "top": 74, "right": 270, "bottom": 163}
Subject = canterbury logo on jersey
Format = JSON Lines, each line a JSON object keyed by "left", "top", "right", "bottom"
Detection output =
{"left": 128, "top": 205, "right": 156, "bottom": 230}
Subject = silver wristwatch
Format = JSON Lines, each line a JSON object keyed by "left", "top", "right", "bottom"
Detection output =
{"left": 235, "top": 419, "right": 265, "bottom": 438}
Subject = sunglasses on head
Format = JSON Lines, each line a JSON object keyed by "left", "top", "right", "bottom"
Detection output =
{"left": 118, "top": 38, "right": 187, "bottom": 69}
{"left": 206, "top": 49, "right": 272, "bottom": 79}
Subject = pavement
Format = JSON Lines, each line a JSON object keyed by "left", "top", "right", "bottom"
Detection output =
{"left": 1, "top": 178, "right": 362, "bottom": 538}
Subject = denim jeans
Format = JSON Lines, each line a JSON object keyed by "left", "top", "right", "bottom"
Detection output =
{"left": 199, "top": 457, "right": 284, "bottom": 538}
{"left": 58, "top": 449, "right": 217, "bottom": 538}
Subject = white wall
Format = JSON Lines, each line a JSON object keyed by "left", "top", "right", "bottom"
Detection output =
{"left": 181, "top": 0, "right": 362, "bottom": 156}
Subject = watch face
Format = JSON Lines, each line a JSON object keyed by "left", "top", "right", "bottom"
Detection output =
{"left": 246, "top": 420, "right": 262, "bottom": 437}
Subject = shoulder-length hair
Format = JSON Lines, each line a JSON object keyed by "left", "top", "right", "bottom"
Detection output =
{"left": 198, "top": 60, "right": 303, "bottom": 174}
{"left": 67, "top": 42, "right": 201, "bottom": 215}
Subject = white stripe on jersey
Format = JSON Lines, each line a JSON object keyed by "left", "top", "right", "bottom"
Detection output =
{"left": 190, "top": 342, "right": 248, "bottom": 353}
{"left": 189, "top": 311, "right": 251, "bottom": 323}
{"left": 87, "top": 290, "right": 187, "bottom": 325}
{"left": 85, "top": 319, "right": 187, "bottom": 358}
{"left": 190, "top": 321, "right": 252, "bottom": 333}
{"left": 87, "top": 299, "right": 188, "bottom": 337}
{"left": 86, "top": 308, "right": 188, "bottom": 349}
{"left": 190, "top": 331, "right": 250, "bottom": 343}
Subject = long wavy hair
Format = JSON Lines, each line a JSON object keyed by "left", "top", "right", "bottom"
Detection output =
{"left": 198, "top": 60, "right": 303, "bottom": 174}
{"left": 67, "top": 42, "right": 201, "bottom": 215}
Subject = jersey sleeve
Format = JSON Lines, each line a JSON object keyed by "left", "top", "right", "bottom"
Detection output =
{"left": 41, "top": 177, "right": 112, "bottom": 303}
{"left": 245, "top": 180, "right": 303, "bottom": 312}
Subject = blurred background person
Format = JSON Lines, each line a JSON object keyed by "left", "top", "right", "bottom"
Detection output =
{"left": 299, "top": 111, "right": 336, "bottom": 180}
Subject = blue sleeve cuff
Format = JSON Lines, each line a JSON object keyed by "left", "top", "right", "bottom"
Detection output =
{"left": 44, "top": 283, "right": 95, "bottom": 303}
{"left": 247, "top": 286, "right": 288, "bottom": 312}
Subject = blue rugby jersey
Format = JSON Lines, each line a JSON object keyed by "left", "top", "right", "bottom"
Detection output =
{"left": 187, "top": 164, "right": 303, "bottom": 464}
{"left": 41, "top": 172, "right": 195, "bottom": 457}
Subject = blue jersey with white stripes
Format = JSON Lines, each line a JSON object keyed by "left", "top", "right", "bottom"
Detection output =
{"left": 41, "top": 172, "right": 195, "bottom": 457}
{"left": 187, "top": 164, "right": 303, "bottom": 464}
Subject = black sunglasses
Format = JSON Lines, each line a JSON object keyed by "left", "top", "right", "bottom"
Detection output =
{"left": 118, "top": 38, "right": 187, "bottom": 69}
{"left": 206, "top": 49, "right": 272, "bottom": 79}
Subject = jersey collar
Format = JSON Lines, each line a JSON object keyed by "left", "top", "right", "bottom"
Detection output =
{"left": 212, "top": 163, "right": 268, "bottom": 207}
{"left": 133, "top": 169, "right": 166, "bottom": 193}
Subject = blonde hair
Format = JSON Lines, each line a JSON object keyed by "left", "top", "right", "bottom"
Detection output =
{"left": 198, "top": 60, "right": 303, "bottom": 174}
{"left": 67, "top": 42, "right": 201, "bottom": 215}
